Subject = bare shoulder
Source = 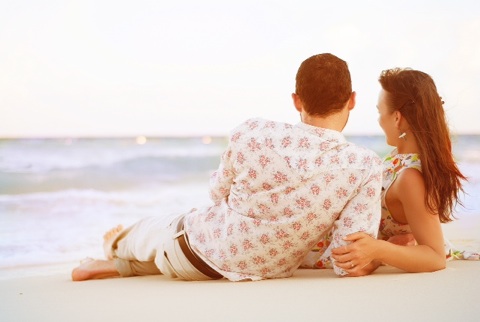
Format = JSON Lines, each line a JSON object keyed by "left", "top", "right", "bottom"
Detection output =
{"left": 396, "top": 167, "right": 424, "bottom": 186}
{"left": 395, "top": 168, "right": 425, "bottom": 201}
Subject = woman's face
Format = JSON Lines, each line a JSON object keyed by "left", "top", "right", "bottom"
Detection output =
{"left": 377, "top": 89, "right": 397, "bottom": 146}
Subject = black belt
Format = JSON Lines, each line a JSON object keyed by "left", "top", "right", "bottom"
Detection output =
{"left": 175, "top": 219, "right": 223, "bottom": 279}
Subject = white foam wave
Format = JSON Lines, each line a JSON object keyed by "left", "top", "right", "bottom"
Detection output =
{"left": 0, "top": 185, "right": 212, "bottom": 269}
{"left": 0, "top": 138, "right": 226, "bottom": 173}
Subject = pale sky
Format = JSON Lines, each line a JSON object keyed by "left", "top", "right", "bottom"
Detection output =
{"left": 1, "top": 0, "right": 479, "bottom": 137}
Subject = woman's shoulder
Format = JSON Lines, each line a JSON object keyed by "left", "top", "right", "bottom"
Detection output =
{"left": 394, "top": 167, "right": 426, "bottom": 199}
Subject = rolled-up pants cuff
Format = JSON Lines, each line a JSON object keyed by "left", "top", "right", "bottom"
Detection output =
{"left": 114, "top": 258, "right": 161, "bottom": 277}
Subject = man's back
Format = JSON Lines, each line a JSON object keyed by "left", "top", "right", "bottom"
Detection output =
{"left": 185, "top": 118, "right": 383, "bottom": 281}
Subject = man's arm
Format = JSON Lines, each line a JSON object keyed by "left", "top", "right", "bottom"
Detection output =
{"left": 209, "top": 139, "right": 235, "bottom": 203}
{"left": 328, "top": 163, "right": 383, "bottom": 276}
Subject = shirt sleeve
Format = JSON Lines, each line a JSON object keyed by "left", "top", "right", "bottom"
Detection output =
{"left": 326, "top": 162, "right": 383, "bottom": 276}
{"left": 209, "top": 139, "right": 235, "bottom": 203}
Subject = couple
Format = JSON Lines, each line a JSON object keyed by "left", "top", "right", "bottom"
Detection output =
{"left": 72, "top": 53, "right": 466, "bottom": 282}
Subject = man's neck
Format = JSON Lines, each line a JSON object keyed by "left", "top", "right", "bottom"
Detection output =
{"left": 300, "top": 108, "right": 349, "bottom": 132}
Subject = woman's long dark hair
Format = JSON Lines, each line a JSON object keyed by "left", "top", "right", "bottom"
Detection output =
{"left": 379, "top": 68, "right": 466, "bottom": 223}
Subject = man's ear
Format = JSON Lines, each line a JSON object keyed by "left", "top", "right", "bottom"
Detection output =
{"left": 292, "top": 93, "right": 303, "bottom": 113}
{"left": 347, "top": 91, "right": 356, "bottom": 111}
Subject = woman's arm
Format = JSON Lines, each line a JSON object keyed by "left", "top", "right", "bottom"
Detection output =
{"left": 332, "top": 168, "right": 446, "bottom": 274}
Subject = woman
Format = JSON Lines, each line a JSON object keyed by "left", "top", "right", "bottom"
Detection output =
{"left": 306, "top": 68, "right": 469, "bottom": 276}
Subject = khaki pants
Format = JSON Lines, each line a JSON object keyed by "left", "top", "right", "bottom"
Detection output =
{"left": 111, "top": 214, "right": 217, "bottom": 281}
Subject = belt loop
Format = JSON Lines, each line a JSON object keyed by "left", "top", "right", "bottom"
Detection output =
{"left": 172, "top": 215, "right": 186, "bottom": 239}
{"left": 172, "top": 229, "right": 185, "bottom": 239}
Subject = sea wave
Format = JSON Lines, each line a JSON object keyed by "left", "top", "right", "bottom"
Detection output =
{"left": 0, "top": 138, "right": 224, "bottom": 194}
{"left": 0, "top": 185, "right": 211, "bottom": 211}
{"left": 0, "top": 185, "right": 212, "bottom": 269}
{"left": 0, "top": 137, "right": 227, "bottom": 174}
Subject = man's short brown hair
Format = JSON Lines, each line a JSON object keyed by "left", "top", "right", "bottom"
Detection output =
{"left": 295, "top": 53, "right": 352, "bottom": 116}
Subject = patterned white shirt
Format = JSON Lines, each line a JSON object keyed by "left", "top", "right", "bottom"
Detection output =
{"left": 184, "top": 118, "right": 383, "bottom": 281}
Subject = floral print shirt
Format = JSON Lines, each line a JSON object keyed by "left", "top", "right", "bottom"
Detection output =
{"left": 184, "top": 118, "right": 383, "bottom": 281}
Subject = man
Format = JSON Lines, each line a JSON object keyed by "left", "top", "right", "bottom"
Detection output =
{"left": 72, "top": 53, "right": 383, "bottom": 282}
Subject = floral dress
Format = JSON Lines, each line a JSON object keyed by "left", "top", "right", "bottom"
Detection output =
{"left": 377, "top": 151, "right": 420, "bottom": 241}
{"left": 380, "top": 150, "right": 478, "bottom": 261}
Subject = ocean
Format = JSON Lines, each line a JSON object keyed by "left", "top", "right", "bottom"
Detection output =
{"left": 1, "top": 135, "right": 479, "bottom": 278}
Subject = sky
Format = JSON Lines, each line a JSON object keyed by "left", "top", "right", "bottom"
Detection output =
{"left": 1, "top": 0, "right": 479, "bottom": 138}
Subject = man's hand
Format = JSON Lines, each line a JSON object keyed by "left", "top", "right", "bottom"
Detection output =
{"left": 331, "top": 232, "right": 381, "bottom": 276}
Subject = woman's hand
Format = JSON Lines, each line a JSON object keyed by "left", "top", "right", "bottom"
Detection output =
{"left": 331, "top": 232, "right": 381, "bottom": 276}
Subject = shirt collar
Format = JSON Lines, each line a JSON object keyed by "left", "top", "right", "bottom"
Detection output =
{"left": 294, "top": 122, "right": 347, "bottom": 144}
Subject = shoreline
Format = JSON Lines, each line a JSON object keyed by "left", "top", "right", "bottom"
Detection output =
{"left": 1, "top": 213, "right": 478, "bottom": 281}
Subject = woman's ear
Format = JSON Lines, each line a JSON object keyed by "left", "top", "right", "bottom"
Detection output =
{"left": 394, "top": 111, "right": 403, "bottom": 128}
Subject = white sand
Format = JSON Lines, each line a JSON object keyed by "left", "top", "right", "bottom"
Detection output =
{"left": 1, "top": 215, "right": 479, "bottom": 322}
{"left": 0, "top": 262, "right": 479, "bottom": 322}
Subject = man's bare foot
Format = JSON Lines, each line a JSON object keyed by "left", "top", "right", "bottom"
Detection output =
{"left": 72, "top": 258, "right": 120, "bottom": 281}
{"left": 103, "top": 224, "right": 124, "bottom": 260}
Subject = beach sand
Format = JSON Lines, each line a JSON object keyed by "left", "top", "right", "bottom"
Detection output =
{"left": 1, "top": 216, "right": 479, "bottom": 322}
